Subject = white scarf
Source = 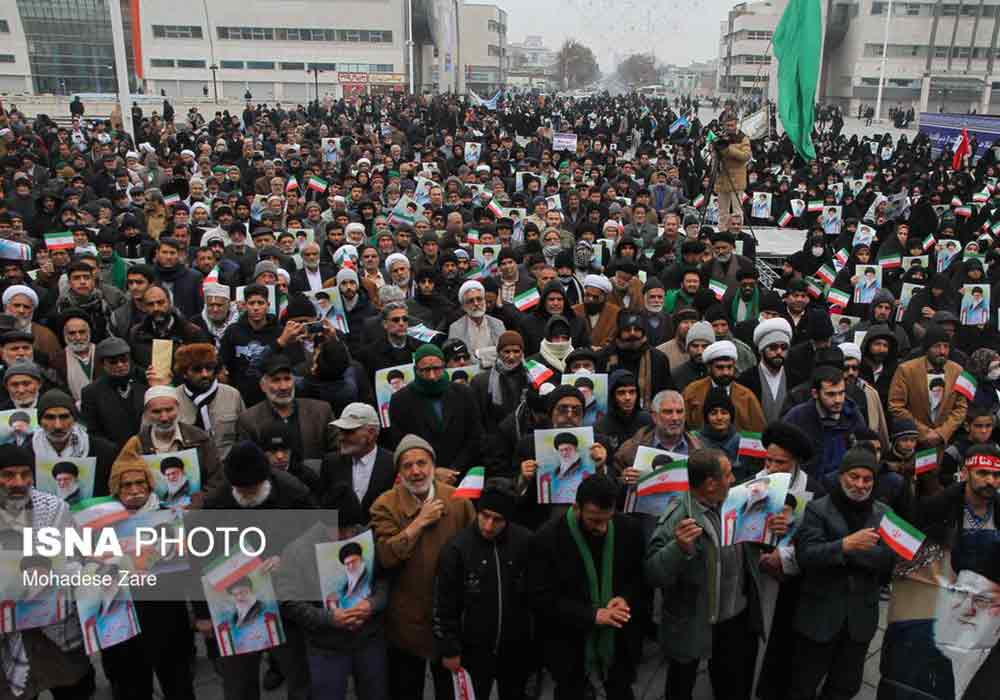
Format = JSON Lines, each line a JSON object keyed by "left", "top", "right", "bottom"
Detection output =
{"left": 539, "top": 339, "right": 572, "bottom": 372}
{"left": 32, "top": 424, "right": 90, "bottom": 460}
{"left": 65, "top": 345, "right": 95, "bottom": 402}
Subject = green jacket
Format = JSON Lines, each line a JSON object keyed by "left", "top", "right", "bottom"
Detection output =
{"left": 644, "top": 492, "right": 765, "bottom": 662}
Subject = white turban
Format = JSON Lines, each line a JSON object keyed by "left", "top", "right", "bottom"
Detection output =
{"left": 203, "top": 283, "right": 229, "bottom": 300}
{"left": 385, "top": 253, "right": 410, "bottom": 272}
{"left": 839, "top": 342, "right": 862, "bottom": 362}
{"left": 337, "top": 268, "right": 359, "bottom": 285}
{"left": 458, "top": 280, "right": 485, "bottom": 303}
{"left": 345, "top": 222, "right": 366, "bottom": 237}
{"left": 583, "top": 274, "right": 612, "bottom": 295}
{"left": 144, "top": 385, "right": 179, "bottom": 406}
{"left": 702, "top": 340, "right": 738, "bottom": 364}
{"left": 2, "top": 285, "right": 38, "bottom": 308}
{"left": 753, "top": 318, "right": 793, "bottom": 351}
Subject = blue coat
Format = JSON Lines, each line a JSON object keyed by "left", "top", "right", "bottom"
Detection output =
{"left": 783, "top": 398, "right": 867, "bottom": 481}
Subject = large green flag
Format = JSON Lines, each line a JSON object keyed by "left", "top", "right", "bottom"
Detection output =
{"left": 773, "top": 0, "right": 822, "bottom": 161}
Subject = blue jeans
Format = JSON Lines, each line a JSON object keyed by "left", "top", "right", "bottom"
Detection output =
{"left": 308, "top": 637, "right": 388, "bottom": 700}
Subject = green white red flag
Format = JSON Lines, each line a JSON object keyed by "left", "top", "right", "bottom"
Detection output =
{"left": 738, "top": 432, "right": 767, "bottom": 459}
{"left": 636, "top": 462, "right": 689, "bottom": 496}
{"left": 71, "top": 496, "right": 129, "bottom": 530}
{"left": 514, "top": 287, "right": 540, "bottom": 311}
{"left": 44, "top": 231, "right": 74, "bottom": 250}
{"left": 914, "top": 448, "right": 937, "bottom": 476}
{"left": 524, "top": 359, "right": 554, "bottom": 389}
{"left": 203, "top": 552, "right": 263, "bottom": 592}
{"left": 878, "top": 511, "right": 925, "bottom": 561}
{"left": 954, "top": 371, "right": 977, "bottom": 401}
{"left": 452, "top": 467, "right": 485, "bottom": 499}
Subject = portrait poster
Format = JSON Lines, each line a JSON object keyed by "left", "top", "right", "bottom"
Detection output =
{"left": 535, "top": 427, "right": 595, "bottom": 505}
{"left": 388, "top": 194, "right": 420, "bottom": 228}
{"left": 903, "top": 255, "right": 929, "bottom": 271}
{"left": 623, "top": 447, "right": 688, "bottom": 516}
{"left": 789, "top": 199, "right": 806, "bottom": 218}
{"left": 202, "top": 553, "right": 285, "bottom": 657}
{"left": 472, "top": 244, "right": 500, "bottom": 269}
{"left": 775, "top": 490, "right": 813, "bottom": 547}
{"left": 414, "top": 176, "right": 439, "bottom": 205}
{"left": 445, "top": 364, "right": 480, "bottom": 385}
{"left": 142, "top": 448, "right": 201, "bottom": 508}
{"left": 316, "top": 529, "right": 375, "bottom": 611}
{"left": 77, "top": 560, "right": 140, "bottom": 654}
{"left": 305, "top": 288, "right": 349, "bottom": 334}
{"left": 375, "top": 363, "right": 414, "bottom": 428}
{"left": 463, "top": 142, "right": 482, "bottom": 165}
{"left": 0, "top": 408, "right": 37, "bottom": 446}
{"left": 898, "top": 283, "right": 924, "bottom": 321}
{"left": 830, "top": 181, "right": 845, "bottom": 202}
{"left": 112, "top": 507, "right": 188, "bottom": 575}
{"left": 750, "top": 192, "right": 772, "bottom": 219}
{"left": 820, "top": 205, "right": 842, "bottom": 235}
{"left": 927, "top": 373, "right": 947, "bottom": 424}
{"left": 961, "top": 285, "right": 990, "bottom": 326}
{"left": 937, "top": 239, "right": 960, "bottom": 272}
{"left": 561, "top": 373, "right": 608, "bottom": 427}
{"left": 35, "top": 457, "right": 97, "bottom": 505}
{"left": 545, "top": 194, "right": 563, "bottom": 212}
{"left": 854, "top": 265, "right": 882, "bottom": 304}
{"left": 831, "top": 314, "right": 861, "bottom": 337}
{"left": 0, "top": 551, "right": 70, "bottom": 633}
{"left": 854, "top": 224, "right": 876, "bottom": 247}
{"left": 720, "top": 472, "right": 791, "bottom": 546}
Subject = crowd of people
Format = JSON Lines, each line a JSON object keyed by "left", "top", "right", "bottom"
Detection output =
{"left": 0, "top": 88, "right": 996, "bottom": 700}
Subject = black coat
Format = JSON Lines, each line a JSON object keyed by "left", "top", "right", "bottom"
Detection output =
{"left": 319, "top": 447, "right": 396, "bottom": 522}
{"left": 360, "top": 335, "right": 423, "bottom": 386}
{"left": 290, "top": 264, "right": 335, "bottom": 294}
{"left": 27, "top": 433, "right": 119, "bottom": 498}
{"left": 388, "top": 382, "right": 484, "bottom": 476}
{"left": 526, "top": 511, "right": 644, "bottom": 682}
{"left": 79, "top": 374, "right": 148, "bottom": 450}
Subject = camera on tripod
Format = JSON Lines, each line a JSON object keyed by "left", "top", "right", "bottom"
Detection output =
{"left": 713, "top": 136, "right": 731, "bottom": 152}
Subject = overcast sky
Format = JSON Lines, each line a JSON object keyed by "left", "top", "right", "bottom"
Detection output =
{"left": 489, "top": 0, "right": 730, "bottom": 70}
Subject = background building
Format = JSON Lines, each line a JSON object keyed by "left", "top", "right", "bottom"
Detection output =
{"left": 422, "top": 2, "right": 507, "bottom": 95}
{"left": 716, "top": 1, "right": 784, "bottom": 100}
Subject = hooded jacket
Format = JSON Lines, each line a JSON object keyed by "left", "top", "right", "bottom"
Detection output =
{"left": 594, "top": 370, "right": 653, "bottom": 453}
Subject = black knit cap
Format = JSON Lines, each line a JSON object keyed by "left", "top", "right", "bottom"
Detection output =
{"left": 225, "top": 441, "right": 270, "bottom": 487}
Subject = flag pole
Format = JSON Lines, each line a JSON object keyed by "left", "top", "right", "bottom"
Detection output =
{"left": 874, "top": 0, "right": 893, "bottom": 124}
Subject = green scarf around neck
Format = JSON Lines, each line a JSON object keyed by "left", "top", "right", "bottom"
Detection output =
{"left": 730, "top": 286, "right": 760, "bottom": 322}
{"left": 565, "top": 506, "right": 616, "bottom": 677}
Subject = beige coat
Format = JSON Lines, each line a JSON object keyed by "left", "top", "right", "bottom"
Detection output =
{"left": 683, "top": 377, "right": 766, "bottom": 433}
{"left": 713, "top": 133, "right": 752, "bottom": 194}
{"left": 888, "top": 357, "right": 968, "bottom": 446}
{"left": 175, "top": 383, "right": 245, "bottom": 461}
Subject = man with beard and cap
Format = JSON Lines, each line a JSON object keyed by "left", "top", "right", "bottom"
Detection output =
{"left": 1, "top": 284, "right": 60, "bottom": 364}
{"left": 320, "top": 402, "right": 396, "bottom": 522}
{"left": 670, "top": 319, "right": 714, "bottom": 388}
{"left": 608, "top": 259, "right": 644, "bottom": 312}
{"left": 596, "top": 369, "right": 653, "bottom": 454}
{"left": 903, "top": 310, "right": 970, "bottom": 366}
{"left": 787, "top": 447, "right": 896, "bottom": 700}
{"left": 29, "top": 389, "right": 118, "bottom": 497}
{"left": 839, "top": 341, "right": 890, "bottom": 447}
{"left": 117, "top": 385, "right": 222, "bottom": 498}
{"left": 636, "top": 277, "right": 672, "bottom": 347}
{"left": 738, "top": 317, "right": 792, "bottom": 424}
{"left": 784, "top": 366, "right": 868, "bottom": 485}
{"left": 336, "top": 267, "right": 377, "bottom": 350}
{"left": 370, "top": 434, "right": 476, "bottom": 700}
{"left": 835, "top": 288, "right": 911, "bottom": 356}
{"left": 80, "top": 337, "right": 148, "bottom": 449}
{"left": 192, "top": 283, "right": 239, "bottom": 348}
{"left": 705, "top": 230, "right": 752, "bottom": 286}
{"left": 50, "top": 460, "right": 82, "bottom": 502}
{"left": 448, "top": 280, "right": 507, "bottom": 358}
{"left": 471, "top": 331, "right": 528, "bottom": 433}
{"left": 860, "top": 322, "right": 899, "bottom": 408}
{"left": 0, "top": 359, "right": 44, "bottom": 412}
{"left": 683, "top": 340, "right": 765, "bottom": 433}
{"left": 656, "top": 306, "right": 698, "bottom": 370}
{"left": 174, "top": 343, "right": 244, "bottom": 461}
{"left": 572, "top": 274, "right": 621, "bottom": 350}
{"left": 527, "top": 475, "right": 644, "bottom": 700}
{"left": 433, "top": 483, "right": 533, "bottom": 700}
{"left": 889, "top": 322, "right": 969, "bottom": 452}
{"left": 408, "top": 267, "right": 451, "bottom": 332}
{"left": 704, "top": 304, "right": 756, "bottom": 373}
{"left": 127, "top": 283, "right": 208, "bottom": 369}
{"left": 720, "top": 264, "right": 763, "bottom": 325}
{"left": 781, "top": 279, "right": 820, "bottom": 348}
{"left": 0, "top": 444, "right": 93, "bottom": 698}
{"left": 388, "top": 344, "right": 484, "bottom": 480}
{"left": 602, "top": 312, "right": 674, "bottom": 409}
{"left": 780, "top": 348, "right": 863, "bottom": 417}
{"left": 785, "top": 312, "right": 835, "bottom": 388}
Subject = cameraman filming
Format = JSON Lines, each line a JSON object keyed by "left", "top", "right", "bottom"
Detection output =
{"left": 712, "top": 111, "right": 751, "bottom": 230}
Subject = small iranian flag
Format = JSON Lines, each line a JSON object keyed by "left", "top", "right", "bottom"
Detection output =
{"left": 738, "top": 432, "right": 767, "bottom": 459}
{"left": 307, "top": 176, "right": 328, "bottom": 193}
{"left": 991, "top": 221, "right": 1000, "bottom": 236}
{"left": 44, "top": 231, "right": 75, "bottom": 250}
{"left": 805, "top": 277, "right": 823, "bottom": 299}
{"left": 285, "top": 176, "right": 299, "bottom": 192}
{"left": 834, "top": 248, "right": 849, "bottom": 269}
{"left": 777, "top": 211, "right": 793, "bottom": 227}
{"left": 71, "top": 496, "right": 129, "bottom": 530}
{"left": 951, "top": 196, "right": 963, "bottom": 207}
{"left": 878, "top": 511, "right": 926, "bottom": 561}
{"left": 514, "top": 287, "right": 540, "bottom": 311}
{"left": 487, "top": 199, "right": 505, "bottom": 218}
{"left": 816, "top": 264, "right": 836, "bottom": 286}
{"left": 955, "top": 204, "right": 973, "bottom": 218}
{"left": 452, "top": 467, "right": 485, "bottom": 499}
{"left": 708, "top": 279, "right": 727, "bottom": 301}
{"left": 974, "top": 190, "right": 990, "bottom": 204}
{"left": 163, "top": 192, "right": 181, "bottom": 205}
{"left": 914, "top": 448, "right": 938, "bottom": 476}
{"left": 636, "top": 462, "right": 689, "bottom": 496}
{"left": 524, "top": 359, "right": 554, "bottom": 389}
{"left": 203, "top": 265, "right": 219, "bottom": 286}
{"left": 921, "top": 233, "right": 936, "bottom": 251}
{"left": 466, "top": 229, "right": 480, "bottom": 244}
{"left": 878, "top": 252, "right": 902, "bottom": 269}
{"left": 203, "top": 552, "right": 263, "bottom": 593}
{"left": 827, "top": 287, "right": 850, "bottom": 310}
{"left": 807, "top": 200, "right": 823, "bottom": 213}
{"left": 692, "top": 194, "right": 706, "bottom": 209}
{"left": 954, "top": 370, "right": 978, "bottom": 401}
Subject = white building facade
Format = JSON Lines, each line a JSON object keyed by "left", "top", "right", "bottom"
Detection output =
{"left": 716, "top": 1, "right": 784, "bottom": 100}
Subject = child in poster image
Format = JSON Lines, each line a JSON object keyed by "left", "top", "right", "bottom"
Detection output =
{"left": 961, "top": 286, "right": 990, "bottom": 325}
{"left": 854, "top": 265, "right": 881, "bottom": 304}
{"left": 535, "top": 427, "right": 597, "bottom": 504}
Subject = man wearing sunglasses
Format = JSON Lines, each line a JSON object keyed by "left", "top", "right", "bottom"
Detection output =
{"left": 80, "top": 337, "right": 149, "bottom": 450}
{"left": 360, "top": 301, "right": 422, "bottom": 386}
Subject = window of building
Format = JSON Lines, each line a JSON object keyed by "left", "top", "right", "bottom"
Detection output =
{"left": 961, "top": 4, "right": 979, "bottom": 15}
{"left": 934, "top": 46, "right": 949, "bottom": 58}
{"left": 0, "top": 20, "right": 9, "bottom": 33}
{"left": 217, "top": 26, "right": 392, "bottom": 43}
{"left": 309, "top": 62, "right": 337, "bottom": 71}
{"left": 150, "top": 59, "right": 175, "bottom": 68}
{"left": 280, "top": 62, "right": 305, "bottom": 70}
{"left": 905, "top": 3, "right": 921, "bottom": 15}
{"left": 152, "top": 25, "right": 203, "bottom": 39}
{"left": 339, "top": 63, "right": 367, "bottom": 73}
{"left": 371, "top": 64, "right": 393, "bottom": 73}
{"left": 220, "top": 60, "right": 244, "bottom": 69}
{"left": 246, "top": 60, "right": 275, "bottom": 69}
{"left": 953, "top": 46, "right": 970, "bottom": 58}
{"left": 942, "top": 4, "right": 958, "bottom": 16}
{"left": 872, "top": 2, "right": 886, "bottom": 14}
{"left": 177, "top": 59, "right": 206, "bottom": 68}
{"left": 0, "top": 54, "right": 14, "bottom": 63}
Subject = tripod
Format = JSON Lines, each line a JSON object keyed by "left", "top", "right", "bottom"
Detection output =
{"left": 698, "top": 138, "right": 758, "bottom": 244}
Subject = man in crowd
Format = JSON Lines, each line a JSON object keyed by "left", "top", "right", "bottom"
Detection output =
{"left": 80, "top": 336, "right": 148, "bottom": 449}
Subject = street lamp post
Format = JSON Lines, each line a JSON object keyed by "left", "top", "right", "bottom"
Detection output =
{"left": 308, "top": 66, "right": 321, "bottom": 103}
{"left": 209, "top": 64, "right": 219, "bottom": 103}
{"left": 874, "top": 0, "right": 893, "bottom": 123}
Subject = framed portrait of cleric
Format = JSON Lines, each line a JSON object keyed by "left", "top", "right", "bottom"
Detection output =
{"left": 0, "top": 551, "right": 71, "bottom": 633}
{"left": 830, "top": 314, "right": 861, "bottom": 338}
{"left": 960, "top": 285, "right": 990, "bottom": 326}
{"left": 776, "top": 490, "right": 813, "bottom": 547}
{"left": 35, "top": 457, "right": 97, "bottom": 506}
{"left": 316, "top": 529, "right": 375, "bottom": 611}
{"left": 720, "top": 472, "right": 791, "bottom": 546}
{"left": 142, "top": 449, "right": 200, "bottom": 508}
{"left": 853, "top": 265, "right": 882, "bottom": 304}
{"left": 77, "top": 560, "right": 141, "bottom": 654}
{"left": 445, "top": 364, "right": 480, "bottom": 386}
{"left": 535, "top": 427, "right": 595, "bottom": 505}
{"left": 375, "top": 363, "right": 414, "bottom": 429}
{"left": 202, "top": 553, "right": 285, "bottom": 657}
{"left": 561, "top": 373, "right": 608, "bottom": 427}
{"left": 0, "top": 408, "right": 37, "bottom": 446}
{"left": 936, "top": 239, "right": 960, "bottom": 272}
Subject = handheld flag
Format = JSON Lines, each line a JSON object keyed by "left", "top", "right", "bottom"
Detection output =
{"left": 708, "top": 279, "right": 728, "bottom": 301}
{"left": 777, "top": 211, "right": 794, "bottom": 227}
{"left": 827, "top": 287, "right": 850, "bottom": 310}
{"left": 44, "top": 232, "right": 75, "bottom": 251}
{"left": 878, "top": 511, "right": 926, "bottom": 561}
{"left": 524, "top": 359, "right": 554, "bottom": 389}
{"left": 952, "top": 128, "right": 971, "bottom": 171}
{"left": 877, "top": 251, "right": 902, "bottom": 269}
{"left": 816, "top": 263, "right": 836, "bottom": 286}
{"left": 833, "top": 247, "right": 849, "bottom": 270}
{"left": 914, "top": 448, "right": 938, "bottom": 476}
{"left": 692, "top": 194, "right": 706, "bottom": 209}
{"left": 452, "top": 467, "right": 485, "bottom": 499}
{"left": 514, "top": 287, "right": 540, "bottom": 311}
{"left": 807, "top": 200, "right": 823, "bottom": 213}
{"left": 954, "top": 370, "right": 977, "bottom": 401}
{"left": 921, "top": 233, "right": 936, "bottom": 252}
{"left": 285, "top": 176, "right": 299, "bottom": 192}
{"left": 71, "top": 496, "right": 130, "bottom": 530}
{"left": 738, "top": 432, "right": 767, "bottom": 459}
{"left": 203, "top": 552, "right": 263, "bottom": 593}
{"left": 636, "top": 462, "right": 689, "bottom": 496}
{"left": 307, "top": 176, "right": 329, "bottom": 193}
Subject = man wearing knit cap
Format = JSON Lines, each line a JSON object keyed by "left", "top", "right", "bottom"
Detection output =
{"left": 470, "top": 331, "right": 528, "bottom": 432}
{"left": 116, "top": 384, "right": 222, "bottom": 498}
{"left": 888, "top": 322, "right": 968, "bottom": 451}
{"left": 337, "top": 266, "right": 377, "bottom": 353}
{"left": 656, "top": 306, "right": 698, "bottom": 370}
{"left": 0, "top": 443, "right": 92, "bottom": 698}
{"left": 28, "top": 388, "right": 118, "bottom": 497}
{"left": 739, "top": 317, "right": 792, "bottom": 424}
{"left": 79, "top": 336, "right": 148, "bottom": 450}
{"left": 683, "top": 340, "right": 766, "bottom": 433}
{"left": 370, "top": 434, "right": 475, "bottom": 700}
{"left": 788, "top": 446, "right": 895, "bottom": 700}
{"left": 448, "top": 279, "right": 506, "bottom": 357}
{"left": 670, "top": 319, "right": 714, "bottom": 388}
{"left": 572, "top": 274, "right": 621, "bottom": 350}
{"left": 2, "top": 284, "right": 61, "bottom": 364}
{"left": 839, "top": 341, "right": 890, "bottom": 448}
{"left": 388, "top": 344, "right": 484, "bottom": 478}
{"left": 2, "top": 359, "right": 43, "bottom": 411}
{"left": 433, "top": 482, "right": 533, "bottom": 699}
{"left": 603, "top": 311, "right": 675, "bottom": 410}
